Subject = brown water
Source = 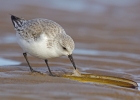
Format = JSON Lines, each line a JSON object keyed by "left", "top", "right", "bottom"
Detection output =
{"left": 0, "top": 0, "right": 140, "bottom": 100}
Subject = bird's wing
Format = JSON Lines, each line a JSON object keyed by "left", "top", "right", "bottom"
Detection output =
{"left": 11, "top": 15, "right": 65, "bottom": 42}
{"left": 21, "top": 18, "right": 65, "bottom": 40}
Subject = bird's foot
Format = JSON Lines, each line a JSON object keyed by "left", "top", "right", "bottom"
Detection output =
{"left": 45, "top": 71, "right": 56, "bottom": 77}
{"left": 49, "top": 73, "right": 56, "bottom": 77}
{"left": 30, "top": 69, "right": 45, "bottom": 75}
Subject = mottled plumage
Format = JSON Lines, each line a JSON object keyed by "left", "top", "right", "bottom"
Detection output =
{"left": 11, "top": 15, "right": 77, "bottom": 75}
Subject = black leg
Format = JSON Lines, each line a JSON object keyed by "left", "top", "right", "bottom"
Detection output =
{"left": 23, "top": 53, "right": 41, "bottom": 73}
{"left": 45, "top": 60, "right": 53, "bottom": 76}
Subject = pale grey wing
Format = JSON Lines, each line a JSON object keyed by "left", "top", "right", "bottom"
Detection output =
{"left": 38, "top": 18, "right": 66, "bottom": 38}
{"left": 20, "top": 18, "right": 66, "bottom": 41}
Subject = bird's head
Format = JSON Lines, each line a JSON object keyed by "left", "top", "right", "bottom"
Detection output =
{"left": 56, "top": 34, "right": 77, "bottom": 69}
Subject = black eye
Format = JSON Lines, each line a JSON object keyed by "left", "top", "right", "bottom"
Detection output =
{"left": 63, "top": 47, "right": 67, "bottom": 50}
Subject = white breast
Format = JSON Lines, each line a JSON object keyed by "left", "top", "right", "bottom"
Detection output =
{"left": 16, "top": 33, "right": 62, "bottom": 59}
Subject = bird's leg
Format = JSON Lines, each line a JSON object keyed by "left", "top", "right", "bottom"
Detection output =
{"left": 45, "top": 60, "right": 54, "bottom": 76}
{"left": 23, "top": 53, "right": 41, "bottom": 73}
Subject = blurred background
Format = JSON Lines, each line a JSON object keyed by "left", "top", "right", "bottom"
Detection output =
{"left": 0, "top": 0, "right": 140, "bottom": 99}
{"left": 0, "top": 0, "right": 140, "bottom": 51}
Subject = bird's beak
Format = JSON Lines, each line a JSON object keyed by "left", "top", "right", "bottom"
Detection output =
{"left": 68, "top": 54, "right": 77, "bottom": 70}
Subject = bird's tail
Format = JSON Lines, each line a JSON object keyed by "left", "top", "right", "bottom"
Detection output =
{"left": 11, "top": 15, "right": 26, "bottom": 29}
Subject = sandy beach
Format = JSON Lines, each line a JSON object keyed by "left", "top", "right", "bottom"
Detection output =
{"left": 0, "top": 0, "right": 140, "bottom": 100}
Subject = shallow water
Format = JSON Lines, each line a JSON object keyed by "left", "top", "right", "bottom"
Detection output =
{"left": 0, "top": 35, "right": 16, "bottom": 44}
{"left": 0, "top": 58, "right": 20, "bottom": 66}
{"left": 0, "top": 0, "right": 140, "bottom": 100}
{"left": 138, "top": 83, "right": 140, "bottom": 91}
{"left": 74, "top": 49, "right": 140, "bottom": 60}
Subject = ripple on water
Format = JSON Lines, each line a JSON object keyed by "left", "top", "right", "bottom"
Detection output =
{"left": 74, "top": 49, "right": 140, "bottom": 60}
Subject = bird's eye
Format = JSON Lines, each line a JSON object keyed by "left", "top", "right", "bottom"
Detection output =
{"left": 62, "top": 47, "right": 67, "bottom": 50}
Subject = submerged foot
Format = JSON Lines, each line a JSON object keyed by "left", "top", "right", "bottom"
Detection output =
{"left": 45, "top": 71, "right": 56, "bottom": 77}
{"left": 49, "top": 73, "right": 55, "bottom": 77}
{"left": 47, "top": 71, "right": 55, "bottom": 77}
{"left": 30, "top": 69, "right": 45, "bottom": 75}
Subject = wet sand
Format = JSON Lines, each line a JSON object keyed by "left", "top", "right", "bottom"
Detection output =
{"left": 0, "top": 0, "right": 140, "bottom": 100}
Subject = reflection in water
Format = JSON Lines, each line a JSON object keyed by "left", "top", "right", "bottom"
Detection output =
{"left": 74, "top": 49, "right": 140, "bottom": 60}
{"left": 75, "top": 56, "right": 139, "bottom": 66}
{"left": 1, "top": 0, "right": 138, "bottom": 16}
{"left": 0, "top": 35, "right": 16, "bottom": 44}
{"left": 47, "top": 0, "right": 86, "bottom": 12}
{"left": 0, "top": 72, "right": 17, "bottom": 78}
{"left": 138, "top": 83, "right": 140, "bottom": 91}
{"left": 95, "top": 0, "right": 138, "bottom": 6}
{"left": 0, "top": 58, "right": 20, "bottom": 66}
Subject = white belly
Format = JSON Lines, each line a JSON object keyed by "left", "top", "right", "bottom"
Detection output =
{"left": 16, "top": 33, "right": 62, "bottom": 59}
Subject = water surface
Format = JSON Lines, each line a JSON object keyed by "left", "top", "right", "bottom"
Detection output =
{"left": 0, "top": 0, "right": 140, "bottom": 100}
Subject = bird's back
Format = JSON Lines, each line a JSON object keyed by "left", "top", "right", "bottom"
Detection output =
{"left": 11, "top": 15, "right": 68, "bottom": 59}
{"left": 11, "top": 15, "right": 66, "bottom": 41}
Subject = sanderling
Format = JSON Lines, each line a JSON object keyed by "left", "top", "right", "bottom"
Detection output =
{"left": 11, "top": 15, "right": 77, "bottom": 76}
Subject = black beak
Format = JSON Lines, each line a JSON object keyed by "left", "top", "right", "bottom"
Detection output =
{"left": 68, "top": 54, "right": 77, "bottom": 70}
